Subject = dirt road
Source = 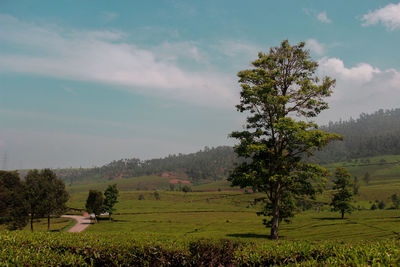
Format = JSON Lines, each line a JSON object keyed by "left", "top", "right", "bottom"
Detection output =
{"left": 62, "top": 214, "right": 92, "bottom": 232}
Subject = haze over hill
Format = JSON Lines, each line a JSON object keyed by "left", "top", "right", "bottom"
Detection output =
{"left": 54, "top": 108, "right": 400, "bottom": 184}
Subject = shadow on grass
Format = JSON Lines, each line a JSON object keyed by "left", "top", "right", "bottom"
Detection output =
{"left": 312, "top": 217, "right": 347, "bottom": 221}
{"left": 226, "top": 233, "right": 272, "bottom": 239}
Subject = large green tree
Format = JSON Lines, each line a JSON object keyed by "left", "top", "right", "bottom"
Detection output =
{"left": 331, "top": 167, "right": 353, "bottom": 219}
{"left": 40, "top": 169, "right": 69, "bottom": 230}
{"left": 229, "top": 40, "right": 341, "bottom": 239}
{"left": 25, "top": 169, "right": 47, "bottom": 232}
{"left": 0, "top": 171, "right": 28, "bottom": 230}
{"left": 85, "top": 190, "right": 104, "bottom": 222}
{"left": 103, "top": 184, "right": 119, "bottom": 221}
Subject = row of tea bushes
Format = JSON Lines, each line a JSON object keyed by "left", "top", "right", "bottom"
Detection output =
{"left": 1, "top": 231, "right": 400, "bottom": 266}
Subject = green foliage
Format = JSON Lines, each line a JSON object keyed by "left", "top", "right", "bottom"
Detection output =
{"left": 0, "top": 171, "right": 28, "bottom": 229}
{"left": 182, "top": 185, "right": 192, "bottom": 193}
{"left": 391, "top": 193, "right": 400, "bottom": 209}
{"left": 154, "top": 191, "right": 161, "bottom": 200}
{"left": 229, "top": 40, "right": 340, "bottom": 239}
{"left": 56, "top": 146, "right": 236, "bottom": 184}
{"left": 2, "top": 232, "right": 400, "bottom": 266}
{"left": 314, "top": 108, "right": 400, "bottom": 163}
{"left": 378, "top": 201, "right": 386, "bottom": 210}
{"left": 40, "top": 169, "right": 69, "bottom": 230}
{"left": 331, "top": 167, "right": 353, "bottom": 219}
{"left": 103, "top": 184, "right": 119, "bottom": 220}
{"left": 85, "top": 190, "right": 104, "bottom": 219}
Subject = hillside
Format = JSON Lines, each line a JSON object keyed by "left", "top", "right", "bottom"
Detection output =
{"left": 56, "top": 146, "right": 236, "bottom": 185}
{"left": 314, "top": 108, "right": 400, "bottom": 163}
{"left": 55, "top": 108, "right": 400, "bottom": 184}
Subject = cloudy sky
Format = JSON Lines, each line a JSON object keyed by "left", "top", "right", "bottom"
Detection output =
{"left": 1, "top": 0, "right": 400, "bottom": 169}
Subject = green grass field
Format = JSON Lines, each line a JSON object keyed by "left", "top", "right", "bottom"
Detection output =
{"left": 2, "top": 154, "right": 400, "bottom": 265}
{"left": 0, "top": 217, "right": 74, "bottom": 232}
{"left": 61, "top": 154, "right": 400, "bottom": 243}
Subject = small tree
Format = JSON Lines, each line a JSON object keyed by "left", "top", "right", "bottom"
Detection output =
{"left": 331, "top": 167, "right": 353, "bottom": 219}
{"left": 154, "top": 191, "right": 160, "bottom": 200}
{"left": 85, "top": 190, "right": 104, "bottom": 222}
{"left": 229, "top": 40, "right": 340, "bottom": 239}
{"left": 378, "top": 200, "right": 386, "bottom": 210}
{"left": 352, "top": 176, "right": 360, "bottom": 195}
{"left": 103, "top": 184, "right": 119, "bottom": 221}
{"left": 391, "top": 193, "right": 400, "bottom": 209}
{"left": 182, "top": 185, "right": 192, "bottom": 193}
{"left": 363, "top": 172, "right": 371, "bottom": 185}
{"left": 0, "top": 171, "right": 28, "bottom": 230}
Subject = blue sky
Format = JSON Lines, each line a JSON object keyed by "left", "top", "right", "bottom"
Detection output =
{"left": 1, "top": 0, "right": 400, "bottom": 169}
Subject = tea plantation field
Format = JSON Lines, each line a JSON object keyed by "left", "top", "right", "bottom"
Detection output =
{"left": 2, "top": 154, "right": 400, "bottom": 265}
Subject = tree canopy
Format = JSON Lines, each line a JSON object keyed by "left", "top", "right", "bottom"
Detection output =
{"left": 229, "top": 40, "right": 341, "bottom": 239}
{"left": 103, "top": 184, "right": 119, "bottom": 221}
{"left": 0, "top": 171, "right": 28, "bottom": 230}
{"left": 25, "top": 169, "right": 69, "bottom": 231}
{"left": 86, "top": 190, "right": 104, "bottom": 221}
{"left": 331, "top": 167, "right": 353, "bottom": 219}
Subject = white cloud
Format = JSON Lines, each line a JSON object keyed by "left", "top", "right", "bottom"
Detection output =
{"left": 318, "top": 57, "right": 380, "bottom": 83}
{"left": 306, "top": 39, "right": 325, "bottom": 55}
{"left": 0, "top": 14, "right": 237, "bottom": 107}
{"left": 303, "top": 9, "right": 332, "bottom": 23}
{"left": 101, "top": 12, "right": 119, "bottom": 23}
{"left": 317, "top": 11, "right": 332, "bottom": 23}
{"left": 316, "top": 57, "right": 400, "bottom": 123}
{"left": 362, "top": 3, "right": 400, "bottom": 30}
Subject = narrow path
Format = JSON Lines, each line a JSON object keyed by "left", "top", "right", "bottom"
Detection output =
{"left": 62, "top": 214, "right": 92, "bottom": 232}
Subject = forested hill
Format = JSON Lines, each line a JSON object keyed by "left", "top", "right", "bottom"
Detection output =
{"left": 55, "top": 108, "right": 400, "bottom": 184}
{"left": 313, "top": 108, "right": 400, "bottom": 163}
{"left": 56, "top": 146, "right": 237, "bottom": 185}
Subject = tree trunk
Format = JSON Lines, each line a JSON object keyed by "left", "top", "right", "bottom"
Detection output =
{"left": 47, "top": 215, "right": 50, "bottom": 231}
{"left": 341, "top": 210, "right": 344, "bottom": 219}
{"left": 270, "top": 198, "right": 280, "bottom": 240}
{"left": 30, "top": 213, "right": 34, "bottom": 232}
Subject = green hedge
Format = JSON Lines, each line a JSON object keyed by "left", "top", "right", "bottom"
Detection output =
{"left": 1, "top": 231, "right": 400, "bottom": 266}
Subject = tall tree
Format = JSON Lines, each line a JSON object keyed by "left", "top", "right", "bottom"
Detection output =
{"left": 85, "top": 190, "right": 104, "bottom": 222}
{"left": 40, "top": 169, "right": 69, "bottom": 230}
{"left": 331, "top": 167, "right": 353, "bottom": 219}
{"left": 0, "top": 171, "right": 28, "bottom": 229}
{"left": 25, "top": 170, "right": 47, "bottom": 232}
{"left": 229, "top": 40, "right": 340, "bottom": 239}
{"left": 103, "top": 184, "right": 119, "bottom": 221}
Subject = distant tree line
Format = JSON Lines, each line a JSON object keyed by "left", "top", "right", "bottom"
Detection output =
{"left": 0, "top": 169, "right": 69, "bottom": 231}
{"left": 313, "top": 108, "right": 400, "bottom": 163}
{"left": 56, "top": 146, "right": 237, "bottom": 184}
{"left": 51, "top": 109, "right": 400, "bottom": 184}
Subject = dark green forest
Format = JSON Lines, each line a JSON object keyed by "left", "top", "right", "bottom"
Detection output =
{"left": 54, "top": 108, "right": 400, "bottom": 184}
{"left": 314, "top": 108, "right": 400, "bottom": 163}
{"left": 56, "top": 146, "right": 236, "bottom": 185}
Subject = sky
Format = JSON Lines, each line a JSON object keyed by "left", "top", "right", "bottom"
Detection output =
{"left": 1, "top": 0, "right": 400, "bottom": 170}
